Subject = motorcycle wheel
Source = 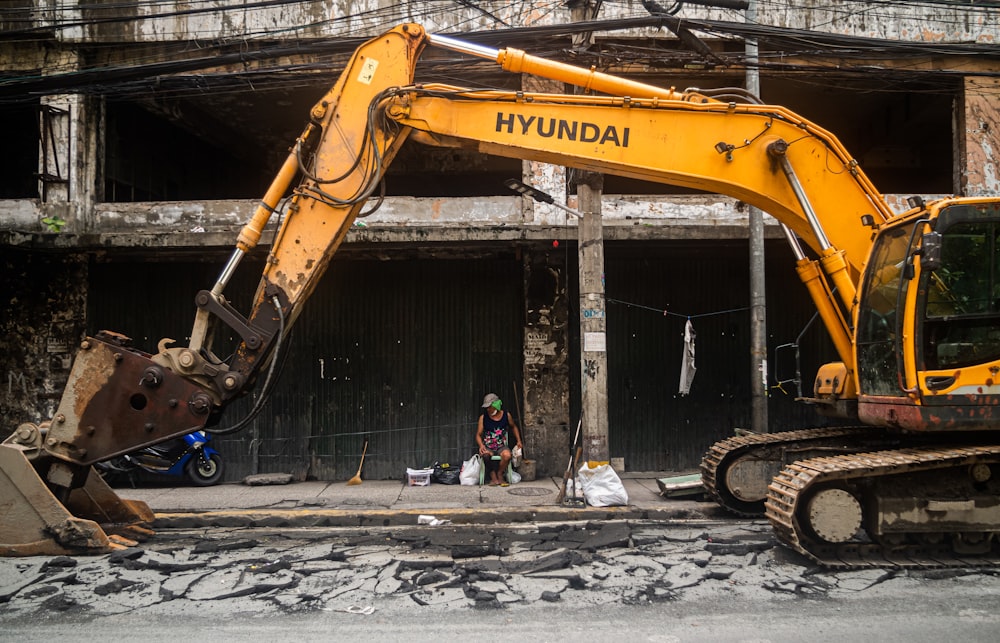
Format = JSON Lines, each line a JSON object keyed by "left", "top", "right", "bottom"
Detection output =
{"left": 187, "top": 453, "right": 224, "bottom": 486}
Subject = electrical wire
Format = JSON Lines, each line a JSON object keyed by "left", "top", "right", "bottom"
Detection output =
{"left": 608, "top": 297, "right": 750, "bottom": 320}
{"left": 2, "top": 5, "right": 997, "bottom": 102}
{"left": 0, "top": 4, "right": 995, "bottom": 128}
{"left": 292, "top": 85, "right": 409, "bottom": 211}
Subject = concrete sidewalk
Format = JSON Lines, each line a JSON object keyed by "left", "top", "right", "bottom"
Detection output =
{"left": 115, "top": 472, "right": 723, "bottom": 529}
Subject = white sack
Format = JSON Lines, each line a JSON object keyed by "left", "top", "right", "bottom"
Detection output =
{"left": 459, "top": 454, "right": 482, "bottom": 486}
{"left": 577, "top": 462, "right": 629, "bottom": 507}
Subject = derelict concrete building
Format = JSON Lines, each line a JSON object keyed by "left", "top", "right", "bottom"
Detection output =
{"left": 2, "top": 1, "right": 999, "bottom": 481}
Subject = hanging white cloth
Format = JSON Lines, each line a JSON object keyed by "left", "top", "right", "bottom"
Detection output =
{"left": 679, "top": 318, "right": 697, "bottom": 395}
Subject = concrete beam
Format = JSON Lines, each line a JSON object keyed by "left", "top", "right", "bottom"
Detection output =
{"left": 76, "top": 194, "right": 859, "bottom": 230}
{"left": 1, "top": 193, "right": 932, "bottom": 251}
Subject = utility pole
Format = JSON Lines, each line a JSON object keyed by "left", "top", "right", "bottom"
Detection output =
{"left": 568, "top": 0, "right": 610, "bottom": 463}
{"left": 746, "top": 0, "right": 769, "bottom": 433}
{"left": 576, "top": 175, "right": 608, "bottom": 463}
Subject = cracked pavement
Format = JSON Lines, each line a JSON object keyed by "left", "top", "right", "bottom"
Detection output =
{"left": 3, "top": 518, "right": 999, "bottom": 623}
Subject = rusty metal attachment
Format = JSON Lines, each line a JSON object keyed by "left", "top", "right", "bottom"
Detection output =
{"left": 0, "top": 333, "right": 212, "bottom": 556}
{"left": 0, "top": 432, "right": 154, "bottom": 556}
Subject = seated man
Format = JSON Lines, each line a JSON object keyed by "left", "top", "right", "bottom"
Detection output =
{"left": 476, "top": 393, "right": 523, "bottom": 486}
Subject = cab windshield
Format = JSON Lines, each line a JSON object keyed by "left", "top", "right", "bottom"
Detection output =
{"left": 856, "top": 224, "right": 914, "bottom": 396}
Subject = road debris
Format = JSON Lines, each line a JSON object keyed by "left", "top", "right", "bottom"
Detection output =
{"left": 1, "top": 519, "right": 997, "bottom": 618}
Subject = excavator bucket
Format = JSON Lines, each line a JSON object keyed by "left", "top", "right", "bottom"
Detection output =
{"left": 0, "top": 441, "right": 155, "bottom": 556}
{"left": 0, "top": 334, "right": 209, "bottom": 557}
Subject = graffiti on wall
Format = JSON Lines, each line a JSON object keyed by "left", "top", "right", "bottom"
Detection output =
{"left": 7, "top": 370, "right": 30, "bottom": 399}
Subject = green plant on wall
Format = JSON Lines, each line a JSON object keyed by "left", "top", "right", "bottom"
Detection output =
{"left": 41, "top": 215, "right": 66, "bottom": 232}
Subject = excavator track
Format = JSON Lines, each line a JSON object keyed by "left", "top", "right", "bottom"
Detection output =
{"left": 766, "top": 445, "right": 1000, "bottom": 569}
{"left": 701, "top": 427, "right": 874, "bottom": 517}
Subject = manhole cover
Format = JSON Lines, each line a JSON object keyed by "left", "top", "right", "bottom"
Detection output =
{"left": 507, "top": 486, "right": 553, "bottom": 496}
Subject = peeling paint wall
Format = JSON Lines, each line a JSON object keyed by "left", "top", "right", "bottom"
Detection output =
{"left": 759, "top": 1, "right": 997, "bottom": 42}
{"left": 961, "top": 76, "right": 1000, "bottom": 196}
{"left": 522, "top": 248, "right": 572, "bottom": 477}
{"left": 0, "top": 250, "right": 88, "bottom": 432}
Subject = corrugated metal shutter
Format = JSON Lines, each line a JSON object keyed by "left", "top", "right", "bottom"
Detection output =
{"left": 88, "top": 239, "right": 836, "bottom": 480}
{"left": 88, "top": 252, "right": 522, "bottom": 481}
{"left": 604, "top": 240, "right": 838, "bottom": 472}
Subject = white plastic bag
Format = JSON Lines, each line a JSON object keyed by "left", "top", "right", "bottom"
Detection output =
{"left": 511, "top": 445, "right": 523, "bottom": 468}
{"left": 577, "top": 462, "right": 628, "bottom": 507}
{"left": 459, "top": 454, "right": 482, "bottom": 486}
{"left": 510, "top": 470, "right": 521, "bottom": 484}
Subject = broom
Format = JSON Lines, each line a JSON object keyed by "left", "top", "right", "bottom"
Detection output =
{"left": 346, "top": 440, "right": 368, "bottom": 486}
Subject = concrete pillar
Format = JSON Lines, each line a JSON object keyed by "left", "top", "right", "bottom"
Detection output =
{"left": 17, "top": 47, "right": 103, "bottom": 430}
{"left": 568, "top": 0, "right": 610, "bottom": 464}
{"left": 958, "top": 76, "right": 1000, "bottom": 196}
{"left": 518, "top": 70, "right": 573, "bottom": 476}
{"left": 749, "top": 208, "right": 769, "bottom": 431}
{"left": 522, "top": 249, "right": 572, "bottom": 476}
{"left": 38, "top": 88, "right": 104, "bottom": 230}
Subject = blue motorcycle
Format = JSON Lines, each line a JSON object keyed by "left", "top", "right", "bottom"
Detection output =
{"left": 96, "top": 430, "right": 224, "bottom": 487}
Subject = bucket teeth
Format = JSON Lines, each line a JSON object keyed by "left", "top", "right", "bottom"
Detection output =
{"left": 117, "top": 524, "right": 156, "bottom": 541}
{"left": 0, "top": 443, "right": 155, "bottom": 556}
{"left": 108, "top": 534, "right": 140, "bottom": 548}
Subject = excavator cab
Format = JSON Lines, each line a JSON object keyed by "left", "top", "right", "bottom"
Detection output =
{"left": 915, "top": 203, "right": 1000, "bottom": 391}
{"left": 856, "top": 199, "right": 1000, "bottom": 431}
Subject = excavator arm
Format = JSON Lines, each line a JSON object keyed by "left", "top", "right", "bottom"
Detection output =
{"left": 185, "top": 23, "right": 895, "bottom": 404}
{"left": 1, "top": 23, "right": 895, "bottom": 555}
{"left": 391, "top": 85, "right": 875, "bottom": 364}
{"left": 233, "top": 24, "right": 892, "bottom": 384}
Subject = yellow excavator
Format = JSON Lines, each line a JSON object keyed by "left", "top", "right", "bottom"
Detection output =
{"left": 3, "top": 24, "right": 999, "bottom": 566}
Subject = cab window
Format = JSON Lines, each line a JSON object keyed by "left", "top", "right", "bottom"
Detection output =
{"left": 922, "top": 220, "right": 1000, "bottom": 370}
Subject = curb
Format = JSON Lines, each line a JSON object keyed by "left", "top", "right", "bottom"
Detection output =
{"left": 152, "top": 505, "right": 719, "bottom": 529}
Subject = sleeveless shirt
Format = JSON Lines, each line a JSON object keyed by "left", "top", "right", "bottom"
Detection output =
{"left": 481, "top": 410, "right": 509, "bottom": 452}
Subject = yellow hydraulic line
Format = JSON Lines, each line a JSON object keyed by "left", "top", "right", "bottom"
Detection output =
{"left": 496, "top": 48, "right": 687, "bottom": 101}
{"left": 236, "top": 124, "right": 314, "bottom": 255}
{"left": 207, "top": 124, "right": 315, "bottom": 301}
{"left": 795, "top": 258, "right": 855, "bottom": 372}
{"left": 818, "top": 248, "right": 858, "bottom": 308}
{"left": 768, "top": 140, "right": 859, "bottom": 313}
